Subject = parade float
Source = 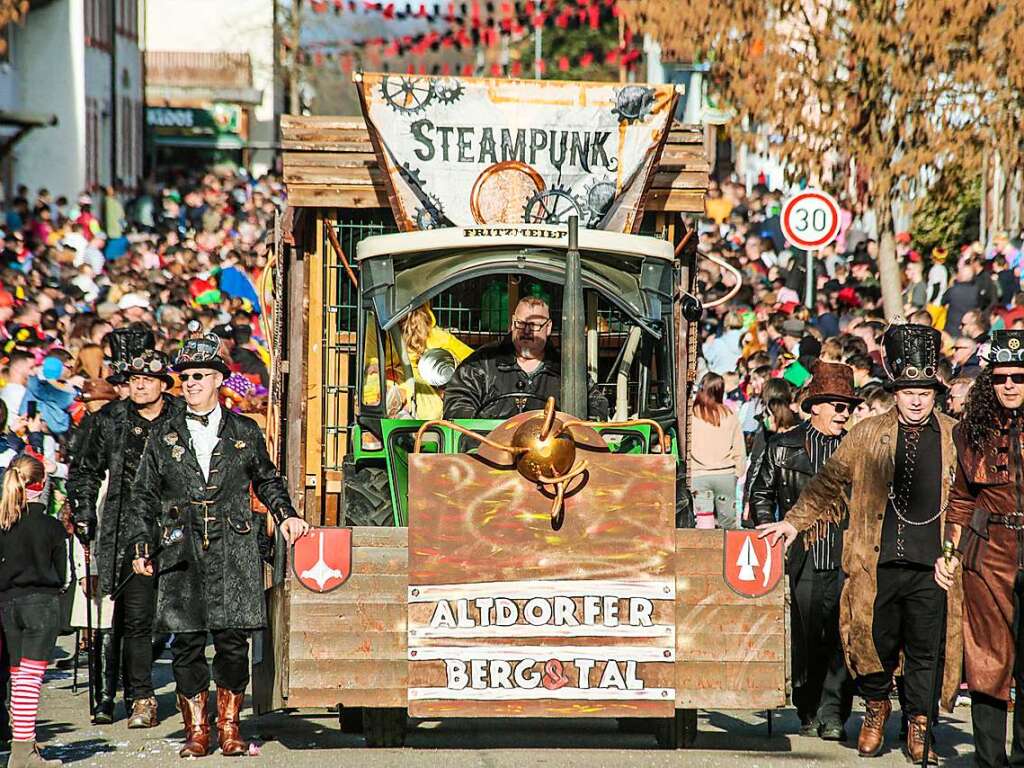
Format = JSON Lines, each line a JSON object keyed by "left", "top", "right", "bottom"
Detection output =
{"left": 253, "top": 74, "right": 787, "bottom": 749}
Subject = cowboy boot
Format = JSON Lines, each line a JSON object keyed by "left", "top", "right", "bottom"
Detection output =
{"left": 7, "top": 740, "right": 62, "bottom": 767}
{"left": 92, "top": 632, "right": 119, "bottom": 724}
{"left": 857, "top": 698, "right": 891, "bottom": 757}
{"left": 176, "top": 692, "right": 210, "bottom": 758}
{"left": 127, "top": 696, "right": 159, "bottom": 729}
{"left": 216, "top": 687, "right": 248, "bottom": 757}
{"left": 905, "top": 713, "right": 939, "bottom": 765}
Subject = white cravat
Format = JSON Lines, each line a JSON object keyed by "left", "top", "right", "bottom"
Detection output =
{"left": 185, "top": 406, "right": 222, "bottom": 480}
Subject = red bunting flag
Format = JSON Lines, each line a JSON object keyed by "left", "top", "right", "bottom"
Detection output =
{"left": 558, "top": 55, "right": 569, "bottom": 71}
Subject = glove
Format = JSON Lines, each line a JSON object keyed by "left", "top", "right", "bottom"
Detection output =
{"left": 73, "top": 518, "right": 96, "bottom": 546}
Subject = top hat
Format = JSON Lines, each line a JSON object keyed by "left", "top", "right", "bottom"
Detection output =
{"left": 106, "top": 327, "right": 156, "bottom": 384}
{"left": 173, "top": 333, "right": 231, "bottom": 377}
{"left": 800, "top": 361, "right": 863, "bottom": 413}
{"left": 882, "top": 323, "right": 945, "bottom": 391}
{"left": 985, "top": 330, "right": 1024, "bottom": 367}
{"left": 117, "top": 349, "right": 174, "bottom": 387}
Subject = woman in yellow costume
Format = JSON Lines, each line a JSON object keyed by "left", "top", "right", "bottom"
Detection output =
{"left": 364, "top": 304, "right": 473, "bottom": 420}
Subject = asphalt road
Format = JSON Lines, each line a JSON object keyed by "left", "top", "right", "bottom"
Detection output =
{"left": 23, "top": 636, "right": 982, "bottom": 767}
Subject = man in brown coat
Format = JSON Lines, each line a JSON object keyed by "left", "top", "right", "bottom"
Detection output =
{"left": 936, "top": 329, "right": 1024, "bottom": 768}
{"left": 761, "top": 323, "right": 963, "bottom": 764}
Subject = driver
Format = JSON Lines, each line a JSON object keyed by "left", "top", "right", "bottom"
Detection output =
{"left": 443, "top": 296, "right": 608, "bottom": 420}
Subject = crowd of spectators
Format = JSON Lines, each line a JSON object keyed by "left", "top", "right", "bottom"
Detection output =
{"left": 0, "top": 171, "right": 284, "bottom": 488}
{"left": 691, "top": 177, "right": 1022, "bottom": 526}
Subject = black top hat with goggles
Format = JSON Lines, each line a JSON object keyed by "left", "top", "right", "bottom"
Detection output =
{"left": 985, "top": 330, "right": 1024, "bottom": 367}
{"left": 881, "top": 323, "right": 946, "bottom": 392}
{"left": 111, "top": 349, "right": 174, "bottom": 387}
{"left": 106, "top": 327, "right": 157, "bottom": 385}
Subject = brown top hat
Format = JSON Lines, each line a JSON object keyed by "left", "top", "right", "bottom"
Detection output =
{"left": 800, "top": 361, "right": 864, "bottom": 413}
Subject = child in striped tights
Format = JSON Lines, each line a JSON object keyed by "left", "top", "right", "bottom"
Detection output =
{"left": 0, "top": 454, "right": 66, "bottom": 767}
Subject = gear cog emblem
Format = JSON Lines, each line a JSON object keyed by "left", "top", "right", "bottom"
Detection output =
{"left": 380, "top": 75, "right": 434, "bottom": 115}
{"left": 583, "top": 178, "right": 617, "bottom": 225}
{"left": 431, "top": 77, "right": 465, "bottom": 105}
{"left": 611, "top": 86, "right": 655, "bottom": 124}
{"left": 415, "top": 195, "right": 445, "bottom": 230}
{"left": 523, "top": 187, "right": 586, "bottom": 225}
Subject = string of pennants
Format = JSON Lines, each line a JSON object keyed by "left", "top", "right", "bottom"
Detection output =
{"left": 298, "top": 0, "right": 638, "bottom": 74}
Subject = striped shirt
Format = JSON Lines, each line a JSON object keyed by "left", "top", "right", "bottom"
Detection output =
{"left": 806, "top": 425, "right": 844, "bottom": 571}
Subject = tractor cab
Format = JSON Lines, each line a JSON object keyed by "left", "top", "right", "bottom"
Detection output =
{"left": 344, "top": 224, "right": 679, "bottom": 526}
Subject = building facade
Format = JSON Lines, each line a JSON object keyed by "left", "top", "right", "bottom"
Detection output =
{"left": 143, "top": 0, "right": 277, "bottom": 176}
{"left": 0, "top": 0, "right": 143, "bottom": 199}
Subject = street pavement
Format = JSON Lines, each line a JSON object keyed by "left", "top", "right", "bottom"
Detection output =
{"left": 23, "top": 636, "right": 981, "bottom": 767}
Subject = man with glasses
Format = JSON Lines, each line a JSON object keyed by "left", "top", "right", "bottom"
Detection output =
{"left": 68, "top": 328, "right": 182, "bottom": 727}
{"left": 760, "top": 324, "right": 962, "bottom": 764}
{"left": 748, "top": 360, "right": 860, "bottom": 741}
{"left": 444, "top": 295, "right": 608, "bottom": 420}
{"left": 936, "top": 330, "right": 1024, "bottom": 767}
{"left": 128, "top": 334, "right": 309, "bottom": 758}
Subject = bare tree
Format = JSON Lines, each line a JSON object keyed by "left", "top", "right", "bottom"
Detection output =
{"left": 623, "top": 0, "right": 1024, "bottom": 318}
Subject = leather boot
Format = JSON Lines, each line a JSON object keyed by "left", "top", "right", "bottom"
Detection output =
{"left": 127, "top": 696, "right": 158, "bottom": 729}
{"left": 92, "top": 631, "right": 120, "bottom": 724}
{"left": 216, "top": 687, "right": 248, "bottom": 757}
{"left": 176, "top": 692, "right": 210, "bottom": 758}
{"left": 7, "top": 740, "right": 61, "bottom": 767}
{"left": 905, "top": 713, "right": 939, "bottom": 765}
{"left": 857, "top": 698, "right": 891, "bottom": 757}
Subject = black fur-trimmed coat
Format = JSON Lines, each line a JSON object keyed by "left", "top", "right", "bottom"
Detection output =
{"left": 67, "top": 395, "right": 185, "bottom": 595}
{"left": 129, "top": 407, "right": 296, "bottom": 633}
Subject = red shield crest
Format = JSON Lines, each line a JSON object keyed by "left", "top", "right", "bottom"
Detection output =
{"left": 723, "top": 530, "right": 784, "bottom": 598}
{"left": 292, "top": 527, "right": 352, "bottom": 593}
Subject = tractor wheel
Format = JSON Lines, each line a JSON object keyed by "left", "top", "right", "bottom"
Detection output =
{"left": 362, "top": 707, "right": 407, "bottom": 747}
{"left": 341, "top": 459, "right": 393, "bottom": 527}
{"left": 338, "top": 706, "right": 363, "bottom": 733}
{"left": 652, "top": 709, "right": 698, "bottom": 749}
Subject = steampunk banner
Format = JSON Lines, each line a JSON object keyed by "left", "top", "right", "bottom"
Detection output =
{"left": 356, "top": 73, "right": 679, "bottom": 233}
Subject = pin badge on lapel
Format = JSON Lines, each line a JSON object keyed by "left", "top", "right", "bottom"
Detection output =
{"left": 171, "top": 445, "right": 185, "bottom": 462}
{"left": 234, "top": 440, "right": 246, "bottom": 449}
{"left": 164, "top": 433, "right": 178, "bottom": 446}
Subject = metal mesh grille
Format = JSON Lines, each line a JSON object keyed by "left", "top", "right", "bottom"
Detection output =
{"left": 321, "top": 212, "right": 397, "bottom": 471}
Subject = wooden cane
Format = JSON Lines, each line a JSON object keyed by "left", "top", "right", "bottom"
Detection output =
{"left": 922, "top": 541, "right": 954, "bottom": 767}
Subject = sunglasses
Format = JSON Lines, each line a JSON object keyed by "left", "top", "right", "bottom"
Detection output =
{"left": 993, "top": 373, "right": 1024, "bottom": 385}
{"left": 827, "top": 401, "right": 852, "bottom": 414}
{"left": 180, "top": 372, "right": 216, "bottom": 382}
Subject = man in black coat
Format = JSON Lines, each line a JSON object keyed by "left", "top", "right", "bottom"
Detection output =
{"left": 748, "top": 361, "right": 860, "bottom": 741}
{"left": 443, "top": 296, "right": 608, "bottom": 420}
{"left": 67, "top": 329, "right": 182, "bottom": 727}
{"left": 129, "top": 333, "right": 308, "bottom": 758}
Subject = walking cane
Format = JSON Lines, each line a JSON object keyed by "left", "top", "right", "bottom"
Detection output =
{"left": 922, "top": 540, "right": 954, "bottom": 768}
{"left": 83, "top": 544, "right": 96, "bottom": 717}
{"left": 72, "top": 629, "right": 79, "bottom": 694}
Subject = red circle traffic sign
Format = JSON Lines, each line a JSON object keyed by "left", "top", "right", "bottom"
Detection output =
{"left": 781, "top": 189, "right": 841, "bottom": 250}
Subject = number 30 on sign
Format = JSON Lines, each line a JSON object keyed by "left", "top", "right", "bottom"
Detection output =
{"left": 781, "top": 189, "right": 841, "bottom": 250}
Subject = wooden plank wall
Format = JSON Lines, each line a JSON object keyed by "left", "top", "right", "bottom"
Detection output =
{"left": 281, "top": 115, "right": 709, "bottom": 214}
{"left": 283, "top": 527, "right": 787, "bottom": 712}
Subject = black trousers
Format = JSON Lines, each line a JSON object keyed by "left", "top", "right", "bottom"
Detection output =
{"left": 792, "top": 566, "right": 854, "bottom": 726}
{"left": 0, "top": 593, "right": 61, "bottom": 663}
{"left": 973, "top": 689, "right": 1024, "bottom": 768}
{"left": 171, "top": 629, "right": 250, "bottom": 698}
{"left": 115, "top": 559, "right": 164, "bottom": 700}
{"left": 858, "top": 563, "right": 945, "bottom": 717}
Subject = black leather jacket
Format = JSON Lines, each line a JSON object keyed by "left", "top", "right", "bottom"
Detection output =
{"left": 443, "top": 336, "right": 609, "bottom": 421}
{"left": 747, "top": 422, "right": 816, "bottom": 527}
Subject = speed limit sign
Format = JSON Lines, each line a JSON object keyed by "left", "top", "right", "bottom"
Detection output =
{"left": 781, "top": 189, "right": 841, "bottom": 250}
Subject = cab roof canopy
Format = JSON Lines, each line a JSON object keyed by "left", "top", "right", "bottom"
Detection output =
{"left": 356, "top": 225, "right": 675, "bottom": 335}
{"left": 280, "top": 116, "right": 709, "bottom": 214}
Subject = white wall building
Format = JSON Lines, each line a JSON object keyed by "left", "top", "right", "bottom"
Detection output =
{"left": 143, "top": 0, "right": 277, "bottom": 175}
{"left": 0, "top": 0, "right": 143, "bottom": 199}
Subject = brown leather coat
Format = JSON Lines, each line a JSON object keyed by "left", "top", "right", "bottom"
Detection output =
{"left": 947, "top": 418, "right": 1024, "bottom": 701}
{"left": 784, "top": 409, "right": 964, "bottom": 711}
